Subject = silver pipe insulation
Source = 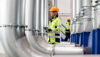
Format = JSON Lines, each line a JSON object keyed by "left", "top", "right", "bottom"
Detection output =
{"left": 25, "top": 0, "right": 53, "bottom": 55}
{"left": 82, "top": 0, "right": 93, "bottom": 32}
{"left": 44, "top": 0, "right": 49, "bottom": 27}
{"left": 72, "top": 0, "right": 81, "bottom": 34}
{"left": 0, "top": 0, "right": 36, "bottom": 57}
{"left": 75, "top": 0, "right": 82, "bottom": 33}
{"left": 35, "top": 0, "right": 40, "bottom": 31}
{"left": 95, "top": 0, "right": 100, "bottom": 29}
{"left": 0, "top": 0, "right": 51, "bottom": 57}
{"left": 72, "top": 0, "right": 93, "bottom": 34}
{"left": 16, "top": 0, "right": 26, "bottom": 38}
{"left": 71, "top": 0, "right": 76, "bottom": 34}
{"left": 40, "top": 0, "right": 45, "bottom": 36}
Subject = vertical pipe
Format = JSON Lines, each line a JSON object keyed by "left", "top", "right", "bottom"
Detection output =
{"left": 0, "top": 0, "right": 20, "bottom": 57}
{"left": 82, "top": 0, "right": 93, "bottom": 32}
{"left": 16, "top": 0, "right": 26, "bottom": 38}
{"left": 40, "top": 0, "right": 45, "bottom": 36}
{"left": 35, "top": 0, "right": 40, "bottom": 31}
{"left": 44, "top": 0, "right": 49, "bottom": 27}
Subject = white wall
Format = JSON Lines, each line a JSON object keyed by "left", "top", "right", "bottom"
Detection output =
{"left": 57, "top": 0, "right": 71, "bottom": 14}
{"left": 57, "top": 0, "right": 72, "bottom": 24}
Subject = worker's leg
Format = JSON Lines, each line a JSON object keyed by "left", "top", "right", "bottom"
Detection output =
{"left": 64, "top": 32, "right": 69, "bottom": 41}
{"left": 55, "top": 38, "right": 60, "bottom": 44}
{"left": 48, "top": 38, "right": 55, "bottom": 44}
{"left": 68, "top": 30, "right": 70, "bottom": 39}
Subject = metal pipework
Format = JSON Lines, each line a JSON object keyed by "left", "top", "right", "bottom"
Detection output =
{"left": 40, "top": 0, "right": 45, "bottom": 36}
{"left": 75, "top": 0, "right": 82, "bottom": 33}
{"left": 25, "top": 0, "right": 53, "bottom": 55}
{"left": 95, "top": 0, "right": 100, "bottom": 29}
{"left": 35, "top": 0, "right": 40, "bottom": 32}
{"left": 82, "top": 0, "right": 93, "bottom": 32}
{"left": 44, "top": 0, "right": 49, "bottom": 27}
{"left": 0, "top": 0, "right": 32, "bottom": 57}
{"left": 0, "top": 0, "right": 51, "bottom": 57}
{"left": 71, "top": 0, "right": 76, "bottom": 34}
{"left": 16, "top": 0, "right": 26, "bottom": 38}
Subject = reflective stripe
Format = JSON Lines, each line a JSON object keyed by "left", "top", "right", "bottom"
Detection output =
{"left": 48, "top": 32, "right": 60, "bottom": 34}
{"left": 56, "top": 25, "right": 61, "bottom": 27}
{"left": 55, "top": 32, "right": 60, "bottom": 34}
{"left": 49, "top": 36, "right": 60, "bottom": 38}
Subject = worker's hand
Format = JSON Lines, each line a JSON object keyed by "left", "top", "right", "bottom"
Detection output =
{"left": 43, "top": 27, "right": 52, "bottom": 32}
{"left": 48, "top": 29, "right": 52, "bottom": 32}
{"left": 45, "top": 29, "right": 51, "bottom": 33}
{"left": 43, "top": 27, "right": 48, "bottom": 30}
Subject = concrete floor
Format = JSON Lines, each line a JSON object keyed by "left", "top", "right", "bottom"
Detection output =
{"left": 0, "top": 42, "right": 100, "bottom": 57}
{"left": 0, "top": 42, "right": 6, "bottom": 57}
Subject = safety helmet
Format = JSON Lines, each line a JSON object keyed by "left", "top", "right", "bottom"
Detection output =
{"left": 49, "top": 6, "right": 59, "bottom": 12}
{"left": 67, "top": 18, "right": 71, "bottom": 22}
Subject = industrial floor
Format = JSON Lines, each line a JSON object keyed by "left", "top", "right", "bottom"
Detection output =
{"left": 0, "top": 42, "right": 100, "bottom": 57}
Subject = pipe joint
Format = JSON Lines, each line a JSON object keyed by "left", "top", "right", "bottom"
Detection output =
{"left": 25, "top": 29, "right": 39, "bottom": 31}
{"left": 0, "top": 25, "right": 26, "bottom": 28}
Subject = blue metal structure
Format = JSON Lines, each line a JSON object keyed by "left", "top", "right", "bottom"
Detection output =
{"left": 92, "top": 29, "right": 100, "bottom": 54}
{"left": 83, "top": 32, "right": 90, "bottom": 47}
{"left": 75, "top": 33, "right": 80, "bottom": 44}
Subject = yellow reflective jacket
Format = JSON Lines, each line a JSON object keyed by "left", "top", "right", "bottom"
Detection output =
{"left": 65, "top": 22, "right": 70, "bottom": 30}
{"left": 48, "top": 16, "right": 61, "bottom": 44}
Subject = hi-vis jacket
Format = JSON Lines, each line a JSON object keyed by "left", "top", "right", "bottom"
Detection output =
{"left": 48, "top": 16, "right": 61, "bottom": 44}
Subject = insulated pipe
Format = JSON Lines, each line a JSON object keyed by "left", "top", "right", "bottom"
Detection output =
{"left": 40, "top": 0, "right": 45, "bottom": 36}
{"left": 0, "top": 0, "right": 51, "bottom": 57}
{"left": 16, "top": 0, "right": 26, "bottom": 38}
{"left": 0, "top": 0, "right": 33, "bottom": 57}
{"left": 44, "top": 0, "right": 49, "bottom": 27}
{"left": 75, "top": 0, "right": 82, "bottom": 33}
{"left": 35, "top": 0, "right": 40, "bottom": 31}
{"left": 82, "top": 0, "right": 93, "bottom": 32}
{"left": 95, "top": 1, "right": 100, "bottom": 29}
{"left": 25, "top": 0, "right": 53, "bottom": 55}
{"left": 71, "top": 0, "right": 76, "bottom": 34}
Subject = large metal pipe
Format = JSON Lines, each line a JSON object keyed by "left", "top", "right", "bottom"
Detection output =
{"left": 35, "top": 0, "right": 40, "bottom": 31}
{"left": 95, "top": 1, "right": 100, "bottom": 29}
{"left": 16, "top": 0, "right": 26, "bottom": 38}
{"left": 25, "top": 0, "right": 53, "bottom": 55}
{"left": 75, "top": 0, "right": 82, "bottom": 33}
{"left": 82, "top": 0, "right": 93, "bottom": 32}
{"left": 44, "top": 0, "right": 49, "bottom": 27}
{"left": 0, "top": 0, "right": 51, "bottom": 57}
{"left": 71, "top": 0, "right": 76, "bottom": 34}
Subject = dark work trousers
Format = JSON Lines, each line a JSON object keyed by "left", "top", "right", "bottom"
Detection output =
{"left": 64, "top": 30, "right": 70, "bottom": 41}
{"left": 55, "top": 33, "right": 60, "bottom": 43}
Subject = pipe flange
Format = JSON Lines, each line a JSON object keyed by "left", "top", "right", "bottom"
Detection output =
{"left": 25, "top": 29, "right": 36, "bottom": 31}
{"left": 0, "top": 25, "right": 26, "bottom": 28}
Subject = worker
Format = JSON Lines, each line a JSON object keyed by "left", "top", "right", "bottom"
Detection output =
{"left": 44, "top": 6, "right": 61, "bottom": 44}
{"left": 64, "top": 18, "right": 71, "bottom": 41}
